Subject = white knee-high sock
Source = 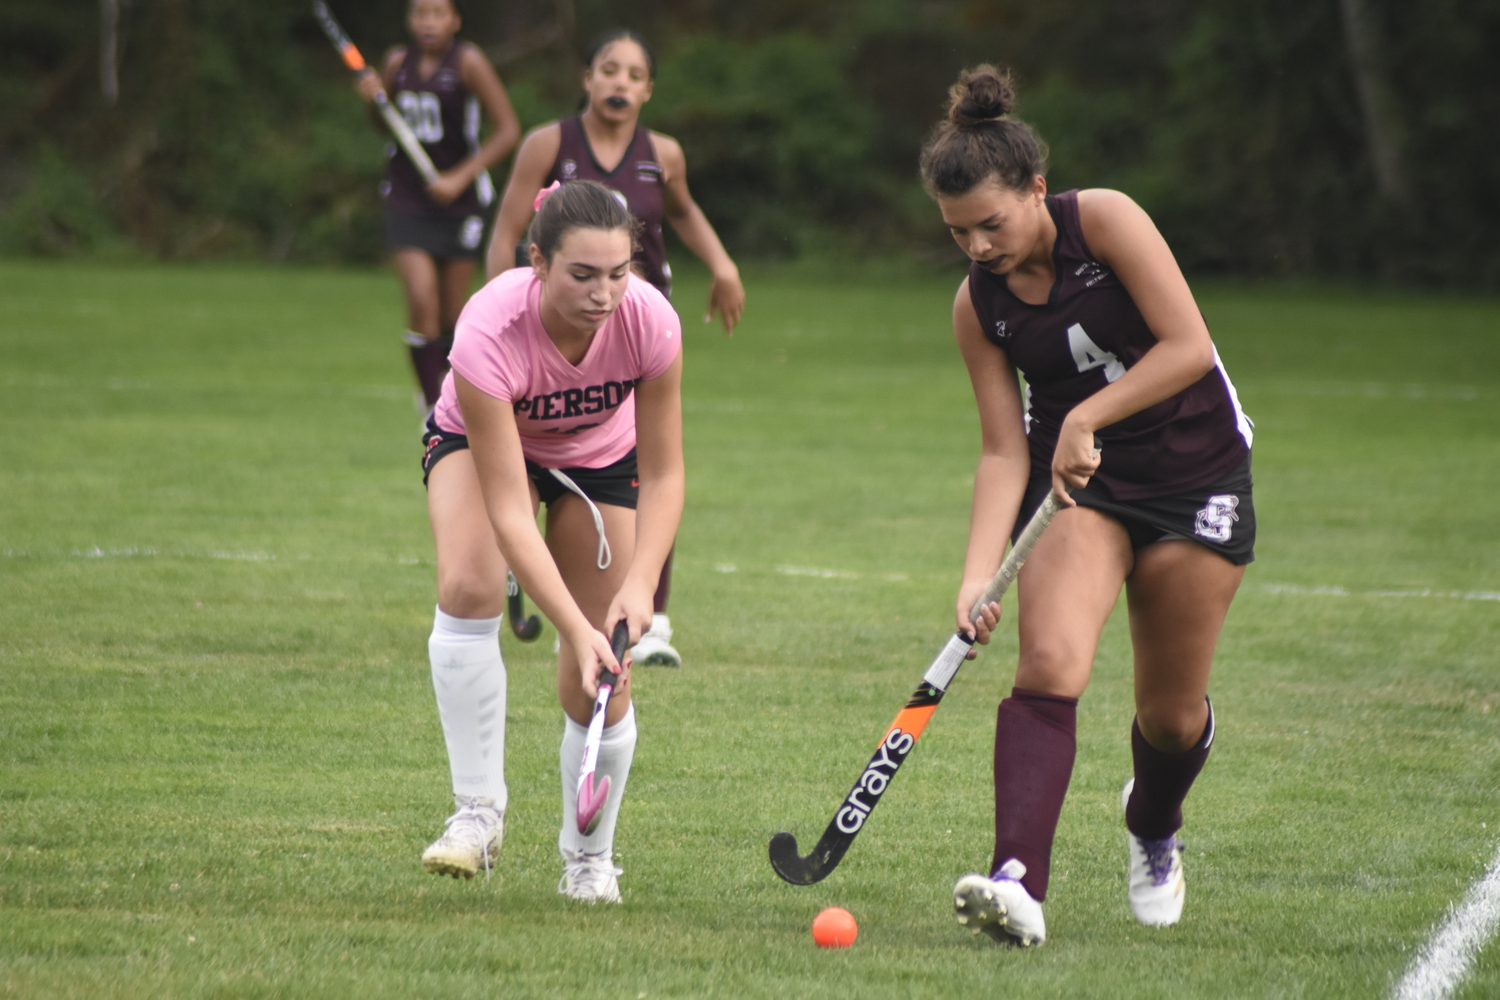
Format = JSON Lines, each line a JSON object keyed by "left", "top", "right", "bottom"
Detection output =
{"left": 428, "top": 606, "right": 507, "bottom": 811}
{"left": 558, "top": 704, "right": 636, "bottom": 856}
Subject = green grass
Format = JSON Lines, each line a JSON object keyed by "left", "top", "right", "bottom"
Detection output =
{"left": 1, "top": 259, "right": 1497, "bottom": 999}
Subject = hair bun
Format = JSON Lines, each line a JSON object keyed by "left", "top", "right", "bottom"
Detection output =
{"left": 948, "top": 64, "right": 1015, "bottom": 127}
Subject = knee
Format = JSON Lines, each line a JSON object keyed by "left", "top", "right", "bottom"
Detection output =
{"left": 1015, "top": 640, "right": 1090, "bottom": 699}
{"left": 436, "top": 564, "right": 505, "bottom": 620}
{"left": 1136, "top": 700, "right": 1209, "bottom": 753}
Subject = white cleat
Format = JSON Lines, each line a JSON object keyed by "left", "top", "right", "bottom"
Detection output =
{"left": 421, "top": 796, "right": 503, "bottom": 879}
{"left": 631, "top": 613, "right": 681, "bottom": 667}
{"left": 953, "top": 858, "right": 1046, "bottom": 947}
{"left": 558, "top": 848, "right": 623, "bottom": 904}
{"left": 1122, "top": 778, "right": 1186, "bottom": 925}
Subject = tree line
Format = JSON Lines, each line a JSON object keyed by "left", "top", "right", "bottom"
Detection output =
{"left": 0, "top": 0, "right": 1495, "bottom": 286}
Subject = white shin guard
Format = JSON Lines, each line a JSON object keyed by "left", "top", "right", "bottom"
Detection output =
{"left": 558, "top": 704, "right": 636, "bottom": 856}
{"left": 428, "top": 606, "right": 507, "bottom": 811}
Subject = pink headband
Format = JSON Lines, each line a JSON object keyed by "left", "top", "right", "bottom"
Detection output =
{"left": 533, "top": 180, "right": 562, "bottom": 212}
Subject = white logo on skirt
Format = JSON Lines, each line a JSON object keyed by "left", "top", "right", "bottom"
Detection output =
{"left": 459, "top": 216, "right": 483, "bottom": 250}
{"left": 1194, "top": 494, "right": 1240, "bottom": 543}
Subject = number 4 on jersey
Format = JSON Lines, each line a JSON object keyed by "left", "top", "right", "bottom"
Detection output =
{"left": 1067, "top": 323, "right": 1125, "bottom": 382}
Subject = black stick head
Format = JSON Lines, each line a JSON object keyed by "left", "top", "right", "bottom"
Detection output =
{"left": 509, "top": 613, "right": 543, "bottom": 642}
{"left": 768, "top": 832, "right": 828, "bottom": 885}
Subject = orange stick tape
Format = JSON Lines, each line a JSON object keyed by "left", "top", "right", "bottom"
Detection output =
{"left": 339, "top": 42, "right": 365, "bottom": 71}
{"left": 879, "top": 705, "right": 937, "bottom": 748}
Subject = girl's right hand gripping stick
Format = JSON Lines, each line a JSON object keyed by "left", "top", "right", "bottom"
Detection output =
{"left": 576, "top": 620, "right": 631, "bottom": 835}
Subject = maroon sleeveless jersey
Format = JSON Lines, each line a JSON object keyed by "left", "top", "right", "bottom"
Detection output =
{"left": 382, "top": 42, "right": 495, "bottom": 218}
{"left": 548, "top": 116, "right": 669, "bottom": 294}
{"left": 967, "top": 190, "right": 1252, "bottom": 500}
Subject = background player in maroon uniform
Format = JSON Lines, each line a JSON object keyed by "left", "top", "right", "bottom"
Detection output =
{"left": 357, "top": 0, "right": 520, "bottom": 411}
{"left": 482, "top": 30, "right": 745, "bottom": 667}
{"left": 921, "top": 66, "right": 1256, "bottom": 946}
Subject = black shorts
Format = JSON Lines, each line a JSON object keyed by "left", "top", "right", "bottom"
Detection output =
{"left": 1014, "top": 455, "right": 1256, "bottom": 565}
{"left": 385, "top": 206, "right": 487, "bottom": 260}
{"left": 421, "top": 417, "right": 640, "bottom": 510}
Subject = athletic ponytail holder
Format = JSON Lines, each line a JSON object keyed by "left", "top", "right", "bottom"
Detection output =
{"left": 533, "top": 180, "right": 562, "bottom": 212}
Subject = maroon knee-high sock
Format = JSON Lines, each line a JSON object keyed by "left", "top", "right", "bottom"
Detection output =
{"left": 1125, "top": 699, "right": 1214, "bottom": 840}
{"left": 991, "top": 687, "right": 1078, "bottom": 902}
{"left": 653, "top": 546, "right": 674, "bottom": 613}
{"left": 407, "top": 332, "right": 453, "bottom": 408}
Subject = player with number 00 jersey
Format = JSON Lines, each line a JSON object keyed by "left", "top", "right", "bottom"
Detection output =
{"left": 356, "top": 0, "right": 520, "bottom": 411}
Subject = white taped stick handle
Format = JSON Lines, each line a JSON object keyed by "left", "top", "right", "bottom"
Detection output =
{"left": 374, "top": 93, "right": 441, "bottom": 185}
{"left": 967, "top": 490, "right": 1065, "bottom": 624}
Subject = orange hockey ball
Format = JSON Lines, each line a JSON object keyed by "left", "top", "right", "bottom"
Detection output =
{"left": 812, "top": 907, "right": 858, "bottom": 948}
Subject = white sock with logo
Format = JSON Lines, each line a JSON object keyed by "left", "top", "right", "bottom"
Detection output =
{"left": 558, "top": 703, "right": 636, "bottom": 856}
{"left": 428, "top": 606, "right": 507, "bottom": 811}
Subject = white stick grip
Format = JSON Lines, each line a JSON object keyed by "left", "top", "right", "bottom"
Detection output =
{"left": 921, "top": 633, "right": 975, "bottom": 692}
{"left": 967, "top": 491, "right": 1064, "bottom": 623}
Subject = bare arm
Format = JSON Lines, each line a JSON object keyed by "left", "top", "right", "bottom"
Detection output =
{"left": 424, "top": 44, "right": 522, "bottom": 206}
{"left": 355, "top": 47, "right": 406, "bottom": 127}
{"left": 953, "top": 280, "right": 1032, "bottom": 644}
{"left": 454, "top": 373, "right": 620, "bottom": 692}
{"left": 1050, "top": 189, "right": 1217, "bottom": 497}
{"left": 483, "top": 125, "right": 562, "bottom": 280}
{"left": 654, "top": 133, "right": 744, "bottom": 334}
{"left": 608, "top": 349, "right": 685, "bottom": 643}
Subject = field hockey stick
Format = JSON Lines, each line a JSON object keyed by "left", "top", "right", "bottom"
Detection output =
{"left": 576, "top": 620, "right": 632, "bottom": 835}
{"left": 311, "top": 1, "right": 441, "bottom": 186}
{"left": 506, "top": 571, "right": 543, "bottom": 641}
{"left": 768, "top": 488, "right": 1069, "bottom": 885}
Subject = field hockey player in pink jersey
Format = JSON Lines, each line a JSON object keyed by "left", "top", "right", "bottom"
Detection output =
{"left": 416, "top": 180, "right": 683, "bottom": 903}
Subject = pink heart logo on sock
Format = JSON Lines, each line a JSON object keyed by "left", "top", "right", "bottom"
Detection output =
{"left": 576, "top": 773, "right": 612, "bottom": 836}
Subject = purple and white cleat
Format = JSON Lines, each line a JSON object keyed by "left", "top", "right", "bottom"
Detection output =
{"left": 1122, "top": 778, "right": 1186, "bottom": 925}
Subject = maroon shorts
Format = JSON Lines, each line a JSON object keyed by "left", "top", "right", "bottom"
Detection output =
{"left": 1014, "top": 455, "right": 1255, "bottom": 565}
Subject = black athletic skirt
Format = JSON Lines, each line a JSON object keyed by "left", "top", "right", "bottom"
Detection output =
{"left": 421, "top": 416, "right": 640, "bottom": 509}
{"left": 385, "top": 206, "right": 488, "bottom": 260}
{"left": 1013, "top": 454, "right": 1256, "bottom": 565}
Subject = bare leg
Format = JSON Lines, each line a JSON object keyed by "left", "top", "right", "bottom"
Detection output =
{"left": 545, "top": 495, "right": 637, "bottom": 727}
{"left": 394, "top": 249, "right": 448, "bottom": 406}
{"left": 1127, "top": 540, "right": 1244, "bottom": 750}
{"left": 1014, "top": 506, "right": 1134, "bottom": 697}
{"left": 395, "top": 249, "right": 441, "bottom": 339}
{"left": 1122, "top": 539, "right": 1243, "bottom": 844}
{"left": 427, "top": 449, "right": 508, "bottom": 619}
{"left": 437, "top": 258, "right": 477, "bottom": 333}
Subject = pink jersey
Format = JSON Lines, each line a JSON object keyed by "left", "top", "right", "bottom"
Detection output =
{"left": 434, "top": 268, "right": 681, "bottom": 469}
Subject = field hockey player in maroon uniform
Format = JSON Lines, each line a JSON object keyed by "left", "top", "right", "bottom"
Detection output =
{"left": 482, "top": 29, "right": 745, "bottom": 668}
{"left": 922, "top": 66, "right": 1256, "bottom": 946}
{"left": 356, "top": 0, "right": 520, "bottom": 412}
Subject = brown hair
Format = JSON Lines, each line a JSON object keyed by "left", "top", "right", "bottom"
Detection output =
{"left": 527, "top": 180, "right": 640, "bottom": 264}
{"left": 919, "top": 65, "right": 1048, "bottom": 198}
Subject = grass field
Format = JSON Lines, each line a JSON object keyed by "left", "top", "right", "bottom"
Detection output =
{"left": 2, "top": 258, "right": 1497, "bottom": 999}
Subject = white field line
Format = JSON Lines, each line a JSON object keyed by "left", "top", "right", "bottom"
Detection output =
{"left": 1391, "top": 840, "right": 1500, "bottom": 1000}
{"left": 1, "top": 549, "right": 1495, "bottom": 602}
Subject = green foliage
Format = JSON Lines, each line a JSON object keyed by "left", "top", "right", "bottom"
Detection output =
{"left": 0, "top": 144, "right": 127, "bottom": 257}
{"left": 646, "top": 34, "right": 881, "bottom": 256}
{"left": 0, "top": 0, "right": 1497, "bottom": 283}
